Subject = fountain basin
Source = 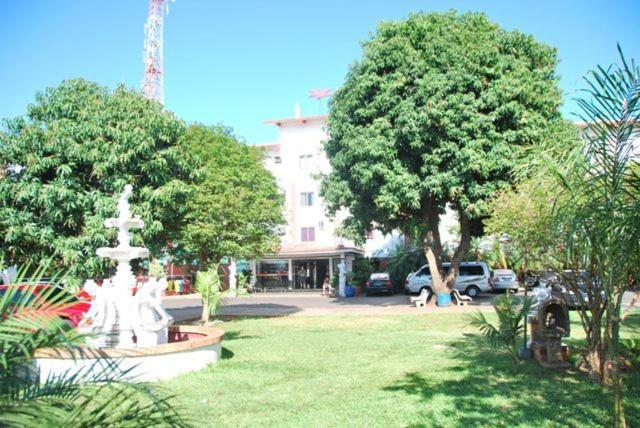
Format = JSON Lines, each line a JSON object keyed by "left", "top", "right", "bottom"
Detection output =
{"left": 35, "top": 325, "right": 224, "bottom": 382}
{"left": 96, "top": 246, "right": 150, "bottom": 260}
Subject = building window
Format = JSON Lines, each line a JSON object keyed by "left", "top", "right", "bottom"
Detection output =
{"left": 300, "top": 192, "right": 314, "bottom": 206}
{"left": 318, "top": 221, "right": 324, "bottom": 231}
{"left": 299, "top": 154, "right": 313, "bottom": 169}
{"left": 301, "top": 227, "right": 315, "bottom": 242}
{"left": 274, "top": 156, "right": 282, "bottom": 164}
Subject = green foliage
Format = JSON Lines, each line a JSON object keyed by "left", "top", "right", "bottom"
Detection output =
{"left": 330, "top": 272, "right": 339, "bottom": 287}
{"left": 148, "top": 259, "right": 167, "bottom": 279}
{"left": 545, "top": 47, "right": 639, "bottom": 427}
{"left": 468, "top": 294, "right": 534, "bottom": 371}
{"left": 195, "top": 264, "right": 226, "bottom": 323}
{"left": 386, "top": 243, "right": 426, "bottom": 287}
{"left": 321, "top": 11, "right": 564, "bottom": 292}
{"left": 235, "top": 271, "right": 249, "bottom": 296}
{"left": 0, "top": 270, "right": 186, "bottom": 427}
{"left": 0, "top": 79, "right": 194, "bottom": 286}
{"left": 178, "top": 125, "right": 285, "bottom": 269}
{"left": 350, "top": 258, "right": 376, "bottom": 286}
{"left": 484, "top": 126, "right": 579, "bottom": 272}
{"left": 620, "top": 339, "right": 640, "bottom": 370}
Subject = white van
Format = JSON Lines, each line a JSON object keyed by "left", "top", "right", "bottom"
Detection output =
{"left": 404, "top": 262, "right": 491, "bottom": 298}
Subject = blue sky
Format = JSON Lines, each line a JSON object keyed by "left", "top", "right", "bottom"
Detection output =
{"left": 1, "top": 1, "right": 638, "bottom": 144}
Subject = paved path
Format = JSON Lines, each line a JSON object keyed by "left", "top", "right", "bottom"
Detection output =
{"left": 163, "top": 292, "right": 497, "bottom": 321}
{"left": 163, "top": 290, "right": 639, "bottom": 322}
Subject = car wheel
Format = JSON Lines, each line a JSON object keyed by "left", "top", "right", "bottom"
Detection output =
{"left": 465, "top": 285, "right": 480, "bottom": 298}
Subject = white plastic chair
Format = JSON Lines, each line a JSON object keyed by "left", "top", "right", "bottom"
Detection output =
{"left": 410, "top": 288, "right": 430, "bottom": 307}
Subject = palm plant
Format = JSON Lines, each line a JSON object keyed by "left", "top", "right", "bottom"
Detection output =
{"left": 0, "top": 267, "right": 187, "bottom": 427}
{"left": 547, "top": 46, "right": 639, "bottom": 428}
{"left": 386, "top": 243, "right": 426, "bottom": 288}
{"left": 196, "top": 264, "right": 226, "bottom": 323}
{"left": 468, "top": 294, "right": 534, "bottom": 371}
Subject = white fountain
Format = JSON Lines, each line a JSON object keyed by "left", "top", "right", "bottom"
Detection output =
{"left": 35, "top": 185, "right": 224, "bottom": 382}
{"left": 84, "top": 184, "right": 172, "bottom": 348}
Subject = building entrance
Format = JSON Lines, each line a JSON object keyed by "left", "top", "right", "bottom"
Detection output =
{"left": 293, "top": 259, "right": 330, "bottom": 289}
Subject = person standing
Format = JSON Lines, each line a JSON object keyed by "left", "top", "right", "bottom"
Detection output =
{"left": 298, "top": 265, "right": 307, "bottom": 289}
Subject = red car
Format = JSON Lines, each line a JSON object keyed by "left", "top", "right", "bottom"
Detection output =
{"left": 0, "top": 283, "right": 91, "bottom": 327}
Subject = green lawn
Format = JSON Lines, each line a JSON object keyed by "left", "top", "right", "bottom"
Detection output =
{"left": 164, "top": 312, "right": 640, "bottom": 427}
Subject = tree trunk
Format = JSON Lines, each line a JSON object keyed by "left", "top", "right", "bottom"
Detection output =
{"left": 585, "top": 312, "right": 605, "bottom": 383}
{"left": 421, "top": 204, "right": 472, "bottom": 295}
{"left": 422, "top": 200, "right": 447, "bottom": 295}
{"left": 609, "top": 292, "right": 626, "bottom": 428}
{"left": 443, "top": 214, "right": 471, "bottom": 290}
{"left": 201, "top": 302, "right": 210, "bottom": 324}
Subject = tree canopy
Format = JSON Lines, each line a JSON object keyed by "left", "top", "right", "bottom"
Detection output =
{"left": 484, "top": 121, "right": 580, "bottom": 271}
{"left": 321, "top": 11, "right": 565, "bottom": 294}
{"left": 177, "top": 124, "right": 285, "bottom": 269}
{"left": 0, "top": 79, "right": 194, "bottom": 284}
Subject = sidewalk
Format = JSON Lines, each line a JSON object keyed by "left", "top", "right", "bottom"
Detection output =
{"left": 162, "top": 292, "right": 495, "bottom": 321}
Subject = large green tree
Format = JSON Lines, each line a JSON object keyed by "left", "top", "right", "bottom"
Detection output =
{"left": 321, "top": 11, "right": 564, "bottom": 296}
{"left": 178, "top": 124, "right": 285, "bottom": 269}
{"left": 0, "top": 79, "right": 193, "bottom": 284}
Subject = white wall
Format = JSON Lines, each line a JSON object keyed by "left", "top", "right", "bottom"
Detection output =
{"left": 258, "top": 115, "right": 458, "bottom": 259}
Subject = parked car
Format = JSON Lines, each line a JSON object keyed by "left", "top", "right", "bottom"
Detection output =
{"left": 365, "top": 273, "right": 394, "bottom": 296}
{"left": 404, "top": 262, "right": 491, "bottom": 298}
{"left": 490, "top": 269, "right": 519, "bottom": 293}
{"left": 535, "top": 270, "right": 601, "bottom": 310}
{"left": 0, "top": 283, "right": 91, "bottom": 327}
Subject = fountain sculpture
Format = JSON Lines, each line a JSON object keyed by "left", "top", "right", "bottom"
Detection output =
{"left": 82, "top": 185, "right": 173, "bottom": 348}
{"left": 35, "top": 185, "right": 224, "bottom": 382}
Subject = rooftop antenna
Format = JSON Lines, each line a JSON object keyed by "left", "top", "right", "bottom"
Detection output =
{"left": 309, "top": 88, "right": 332, "bottom": 114}
{"left": 142, "top": 0, "right": 174, "bottom": 104}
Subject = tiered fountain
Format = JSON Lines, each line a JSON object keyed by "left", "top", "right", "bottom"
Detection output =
{"left": 35, "top": 186, "right": 224, "bottom": 382}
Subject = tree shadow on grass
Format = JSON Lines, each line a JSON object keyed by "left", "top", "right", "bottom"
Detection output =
{"left": 384, "top": 334, "right": 640, "bottom": 427}
{"left": 223, "top": 331, "right": 258, "bottom": 341}
{"left": 219, "top": 303, "right": 302, "bottom": 318}
{"left": 221, "top": 347, "right": 235, "bottom": 360}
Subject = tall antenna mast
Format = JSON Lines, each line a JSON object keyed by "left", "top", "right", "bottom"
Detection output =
{"left": 142, "top": 0, "right": 172, "bottom": 104}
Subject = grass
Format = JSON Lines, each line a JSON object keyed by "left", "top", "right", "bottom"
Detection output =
{"left": 163, "top": 312, "right": 640, "bottom": 427}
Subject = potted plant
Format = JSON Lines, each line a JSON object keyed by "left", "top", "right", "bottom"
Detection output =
{"left": 350, "top": 258, "right": 376, "bottom": 296}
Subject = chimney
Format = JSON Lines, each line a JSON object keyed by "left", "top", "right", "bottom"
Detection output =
{"left": 294, "top": 102, "right": 301, "bottom": 119}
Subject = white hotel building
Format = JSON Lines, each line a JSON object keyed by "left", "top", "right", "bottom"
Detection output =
{"left": 250, "top": 109, "right": 403, "bottom": 290}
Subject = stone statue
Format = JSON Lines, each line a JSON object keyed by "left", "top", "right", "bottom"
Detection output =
{"left": 82, "top": 279, "right": 118, "bottom": 347}
{"left": 338, "top": 260, "right": 346, "bottom": 297}
{"left": 132, "top": 278, "right": 173, "bottom": 347}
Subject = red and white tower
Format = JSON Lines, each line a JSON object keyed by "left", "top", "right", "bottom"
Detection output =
{"left": 142, "top": 0, "right": 171, "bottom": 104}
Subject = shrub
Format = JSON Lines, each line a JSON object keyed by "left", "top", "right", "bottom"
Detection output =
{"left": 468, "top": 293, "right": 534, "bottom": 371}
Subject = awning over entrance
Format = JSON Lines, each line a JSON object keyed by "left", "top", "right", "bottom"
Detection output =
{"left": 252, "top": 244, "right": 363, "bottom": 292}
{"left": 262, "top": 244, "right": 364, "bottom": 260}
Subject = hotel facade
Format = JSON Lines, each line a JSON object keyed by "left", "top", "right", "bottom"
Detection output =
{"left": 249, "top": 109, "right": 403, "bottom": 290}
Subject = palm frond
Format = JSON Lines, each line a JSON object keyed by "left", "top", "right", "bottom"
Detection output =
{"left": 0, "top": 266, "right": 189, "bottom": 427}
